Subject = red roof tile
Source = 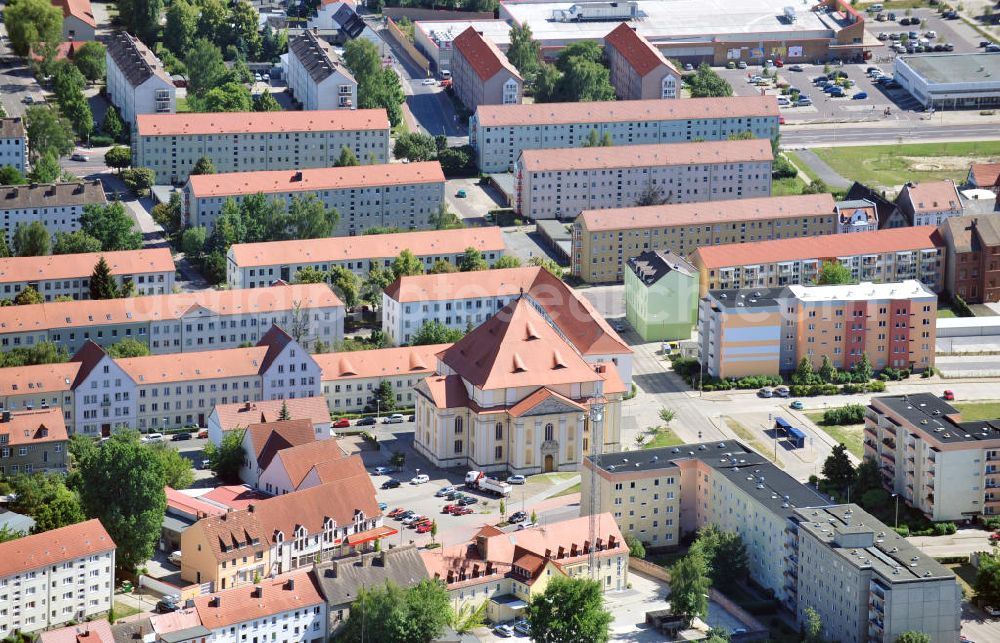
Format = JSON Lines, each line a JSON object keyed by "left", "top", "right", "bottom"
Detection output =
{"left": 0, "top": 519, "right": 114, "bottom": 577}
{"left": 905, "top": 180, "right": 961, "bottom": 213}
{"left": 200, "top": 485, "right": 269, "bottom": 511}
{"left": 136, "top": 110, "right": 389, "bottom": 136}
{"left": 970, "top": 162, "right": 1000, "bottom": 188}
{"left": 518, "top": 139, "right": 772, "bottom": 173}
{"left": 165, "top": 487, "right": 226, "bottom": 518}
{"left": 0, "top": 248, "right": 174, "bottom": 284}
{"left": 212, "top": 397, "right": 331, "bottom": 434}
{"left": 194, "top": 571, "right": 324, "bottom": 629}
{"left": 313, "top": 343, "right": 448, "bottom": 380}
{"left": 453, "top": 27, "right": 521, "bottom": 82}
{"left": 0, "top": 407, "right": 68, "bottom": 446}
{"left": 38, "top": 619, "right": 114, "bottom": 643}
{"left": 53, "top": 0, "right": 96, "bottom": 27}
{"left": 246, "top": 419, "right": 317, "bottom": 471}
{"left": 604, "top": 23, "right": 678, "bottom": 77}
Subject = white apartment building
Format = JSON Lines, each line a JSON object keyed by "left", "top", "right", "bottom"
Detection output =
{"left": 0, "top": 520, "right": 115, "bottom": 638}
{"left": 0, "top": 248, "right": 176, "bottom": 301}
{"left": 0, "top": 283, "right": 343, "bottom": 355}
{"left": 104, "top": 31, "right": 175, "bottom": 126}
{"left": 0, "top": 181, "right": 106, "bottom": 245}
{"left": 227, "top": 227, "right": 506, "bottom": 288}
{"left": 183, "top": 162, "right": 445, "bottom": 233}
{"left": 287, "top": 29, "right": 357, "bottom": 111}
{"left": 383, "top": 266, "right": 634, "bottom": 386}
{"left": 315, "top": 343, "right": 448, "bottom": 413}
{"left": 53, "top": 0, "right": 96, "bottom": 41}
{"left": 470, "top": 95, "right": 779, "bottom": 172}
{"left": 134, "top": 110, "right": 390, "bottom": 184}
{"left": 0, "top": 118, "right": 27, "bottom": 174}
{"left": 193, "top": 572, "right": 327, "bottom": 643}
{"left": 895, "top": 180, "right": 965, "bottom": 227}
{"left": 515, "top": 139, "right": 773, "bottom": 221}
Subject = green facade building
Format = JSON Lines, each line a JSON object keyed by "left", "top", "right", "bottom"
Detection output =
{"left": 625, "top": 250, "right": 697, "bottom": 342}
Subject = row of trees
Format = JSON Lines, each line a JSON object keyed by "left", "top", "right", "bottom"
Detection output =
{"left": 163, "top": 0, "right": 281, "bottom": 65}
{"left": 668, "top": 525, "right": 749, "bottom": 627}
{"left": 0, "top": 202, "right": 143, "bottom": 261}
{"left": 791, "top": 353, "right": 874, "bottom": 387}
{"left": 392, "top": 133, "right": 477, "bottom": 177}
{"left": 344, "top": 39, "right": 406, "bottom": 128}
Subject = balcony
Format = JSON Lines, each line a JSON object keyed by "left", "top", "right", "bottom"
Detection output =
{"left": 880, "top": 451, "right": 895, "bottom": 464}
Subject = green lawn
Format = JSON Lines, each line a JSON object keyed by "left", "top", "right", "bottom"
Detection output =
{"left": 551, "top": 482, "right": 581, "bottom": 498}
{"left": 953, "top": 402, "right": 1000, "bottom": 422}
{"left": 771, "top": 176, "right": 808, "bottom": 196}
{"left": 783, "top": 151, "right": 820, "bottom": 183}
{"left": 945, "top": 562, "right": 976, "bottom": 599}
{"left": 804, "top": 410, "right": 864, "bottom": 458}
{"left": 642, "top": 427, "right": 684, "bottom": 449}
{"left": 175, "top": 97, "right": 192, "bottom": 113}
{"left": 937, "top": 307, "right": 957, "bottom": 318}
{"left": 112, "top": 601, "right": 140, "bottom": 622}
{"left": 812, "top": 140, "right": 1000, "bottom": 188}
{"left": 725, "top": 418, "right": 784, "bottom": 468}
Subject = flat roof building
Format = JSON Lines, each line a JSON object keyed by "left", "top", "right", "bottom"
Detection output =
{"left": 0, "top": 181, "right": 107, "bottom": 245}
{"left": 515, "top": 139, "right": 773, "bottom": 221}
{"left": 691, "top": 225, "right": 946, "bottom": 296}
{"left": 603, "top": 23, "right": 681, "bottom": 101}
{"left": 0, "top": 117, "right": 27, "bottom": 174}
{"left": 470, "top": 95, "right": 779, "bottom": 172}
{"left": 572, "top": 193, "right": 837, "bottom": 283}
{"left": 894, "top": 52, "right": 1000, "bottom": 110}
{"left": 105, "top": 31, "right": 175, "bottom": 127}
{"left": 183, "top": 162, "right": 445, "bottom": 233}
{"left": 287, "top": 29, "right": 357, "bottom": 111}
{"left": 134, "top": 110, "right": 391, "bottom": 184}
{"left": 226, "top": 227, "right": 506, "bottom": 288}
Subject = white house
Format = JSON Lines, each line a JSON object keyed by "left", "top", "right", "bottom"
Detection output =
{"left": 257, "top": 439, "right": 356, "bottom": 496}
{"left": 105, "top": 31, "right": 176, "bottom": 126}
{"left": 53, "top": 0, "right": 96, "bottom": 41}
{"left": 287, "top": 29, "right": 357, "bottom": 111}
{"left": 896, "top": 180, "right": 965, "bottom": 227}
{"left": 238, "top": 418, "right": 324, "bottom": 487}
{"left": 0, "top": 118, "right": 28, "bottom": 174}
{"left": 208, "top": 396, "right": 333, "bottom": 446}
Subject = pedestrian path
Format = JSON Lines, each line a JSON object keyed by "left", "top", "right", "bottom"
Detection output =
{"left": 793, "top": 149, "right": 852, "bottom": 189}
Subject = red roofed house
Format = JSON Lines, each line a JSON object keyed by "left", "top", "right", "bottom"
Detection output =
{"left": 603, "top": 24, "right": 680, "bottom": 101}
{"left": 451, "top": 27, "right": 522, "bottom": 114}
{"left": 52, "top": 0, "right": 96, "bottom": 41}
{"left": 208, "top": 396, "right": 333, "bottom": 446}
{"left": 894, "top": 180, "right": 964, "bottom": 227}
{"left": 966, "top": 162, "right": 1000, "bottom": 193}
{"left": 0, "top": 407, "right": 69, "bottom": 474}
{"left": 414, "top": 296, "right": 626, "bottom": 475}
{"left": 0, "top": 520, "right": 115, "bottom": 637}
{"left": 421, "top": 514, "right": 626, "bottom": 623}
{"left": 256, "top": 435, "right": 354, "bottom": 496}
{"left": 238, "top": 418, "right": 325, "bottom": 487}
{"left": 38, "top": 619, "right": 114, "bottom": 643}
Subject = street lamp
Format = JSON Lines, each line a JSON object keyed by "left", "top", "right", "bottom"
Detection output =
{"left": 892, "top": 493, "right": 900, "bottom": 529}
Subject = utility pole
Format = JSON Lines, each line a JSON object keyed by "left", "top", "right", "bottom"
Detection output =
{"left": 587, "top": 396, "right": 607, "bottom": 578}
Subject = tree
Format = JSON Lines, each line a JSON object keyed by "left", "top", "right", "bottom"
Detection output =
{"left": 197, "top": 82, "right": 253, "bottom": 112}
{"left": 164, "top": 0, "right": 198, "bottom": 55}
{"left": 894, "top": 633, "right": 931, "bottom": 643}
{"left": 582, "top": 129, "right": 613, "bottom": 147}
{"left": 102, "top": 106, "right": 125, "bottom": 142}
{"left": 180, "top": 226, "right": 207, "bottom": 257}
{"left": 625, "top": 534, "right": 646, "bottom": 558}
{"left": 260, "top": 23, "right": 287, "bottom": 63}
{"left": 853, "top": 352, "right": 873, "bottom": 382}
{"left": 976, "top": 554, "right": 1000, "bottom": 611}
{"left": 344, "top": 38, "right": 405, "bottom": 127}
{"left": 0, "top": 341, "right": 69, "bottom": 368}
{"left": 528, "top": 256, "right": 563, "bottom": 279}
{"left": 669, "top": 552, "right": 710, "bottom": 628}
{"left": 335, "top": 145, "right": 360, "bottom": 167}
{"left": 73, "top": 41, "right": 106, "bottom": 82}
{"left": 393, "top": 132, "right": 438, "bottom": 162}
{"left": 822, "top": 443, "right": 856, "bottom": 496}
{"left": 253, "top": 90, "right": 282, "bottom": 112}
{"left": 392, "top": 249, "right": 425, "bottom": 279}
{"left": 121, "top": 167, "right": 155, "bottom": 195}
{"left": 25, "top": 106, "right": 75, "bottom": 160}
{"left": 802, "top": 606, "right": 824, "bottom": 643}
{"left": 437, "top": 145, "right": 476, "bottom": 177}
{"left": 145, "top": 441, "right": 195, "bottom": 489}
{"left": 104, "top": 146, "right": 132, "bottom": 173}
{"left": 792, "top": 356, "right": 817, "bottom": 386}
{"left": 8, "top": 473, "right": 85, "bottom": 533}
{"left": 108, "top": 337, "right": 151, "bottom": 358}
{"left": 77, "top": 431, "right": 166, "bottom": 574}
{"left": 192, "top": 156, "right": 217, "bottom": 176}
{"left": 459, "top": 247, "right": 488, "bottom": 272}
{"left": 338, "top": 579, "right": 449, "bottom": 643}
{"left": 12, "top": 286, "right": 44, "bottom": 305}
{"left": 635, "top": 180, "right": 671, "bottom": 206}
{"left": 89, "top": 257, "right": 119, "bottom": 300}
{"left": 658, "top": 408, "right": 676, "bottom": 424}
{"left": 4, "top": 0, "right": 63, "bottom": 58}
{"left": 13, "top": 221, "right": 50, "bottom": 257}
{"left": 229, "top": 1, "right": 263, "bottom": 59}
{"left": 0, "top": 165, "right": 26, "bottom": 185}
{"left": 203, "top": 429, "right": 245, "bottom": 483}
{"left": 29, "top": 151, "right": 62, "bottom": 184}
{"left": 81, "top": 202, "right": 143, "bottom": 251}
{"left": 688, "top": 63, "right": 733, "bottom": 98}
{"left": 801, "top": 179, "right": 830, "bottom": 195}
{"left": 293, "top": 266, "right": 328, "bottom": 285}
{"left": 526, "top": 576, "right": 612, "bottom": 643}
{"left": 371, "top": 380, "right": 396, "bottom": 413}
{"left": 329, "top": 266, "right": 360, "bottom": 308}
{"left": 118, "top": 0, "right": 163, "bottom": 42}
{"left": 361, "top": 267, "right": 394, "bottom": 308}
{"left": 287, "top": 195, "right": 339, "bottom": 239}
{"left": 185, "top": 39, "right": 228, "bottom": 97}
{"left": 429, "top": 203, "right": 463, "bottom": 230}
{"left": 819, "top": 355, "right": 836, "bottom": 384}
{"left": 196, "top": 0, "right": 229, "bottom": 43}
{"left": 493, "top": 255, "right": 521, "bottom": 269}
{"left": 152, "top": 192, "right": 183, "bottom": 234}
{"left": 507, "top": 23, "right": 541, "bottom": 80}
{"left": 410, "top": 320, "right": 465, "bottom": 346}
{"left": 278, "top": 400, "right": 292, "bottom": 421}
{"left": 430, "top": 519, "right": 438, "bottom": 544}
{"left": 815, "top": 260, "right": 854, "bottom": 285}
{"left": 0, "top": 234, "right": 9, "bottom": 259}
{"left": 0, "top": 524, "right": 25, "bottom": 543}
{"left": 429, "top": 259, "right": 457, "bottom": 274}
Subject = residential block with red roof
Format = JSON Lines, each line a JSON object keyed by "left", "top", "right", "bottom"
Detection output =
{"left": 603, "top": 24, "right": 680, "bottom": 101}
{"left": 0, "top": 519, "right": 115, "bottom": 638}
{"left": 238, "top": 418, "right": 329, "bottom": 487}
{"left": 182, "top": 162, "right": 445, "bottom": 234}
{"left": 207, "top": 397, "right": 332, "bottom": 446}
{"left": 0, "top": 407, "right": 69, "bottom": 475}
{"left": 514, "top": 139, "right": 773, "bottom": 220}
{"left": 414, "top": 296, "right": 627, "bottom": 474}
{"left": 134, "top": 110, "right": 390, "bottom": 184}
{"left": 287, "top": 29, "right": 357, "bottom": 111}
{"left": 966, "top": 162, "right": 1000, "bottom": 193}
{"left": 51, "top": 0, "right": 95, "bottom": 41}
{"left": 421, "top": 514, "right": 627, "bottom": 623}
{"left": 257, "top": 436, "right": 356, "bottom": 496}
{"left": 105, "top": 32, "right": 175, "bottom": 127}
{"left": 451, "top": 27, "right": 522, "bottom": 114}
{"left": 893, "top": 180, "right": 965, "bottom": 227}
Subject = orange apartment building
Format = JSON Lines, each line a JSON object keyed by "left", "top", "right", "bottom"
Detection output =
{"left": 699, "top": 280, "right": 937, "bottom": 379}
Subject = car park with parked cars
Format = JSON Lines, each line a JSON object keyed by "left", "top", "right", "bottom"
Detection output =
{"left": 410, "top": 474, "right": 430, "bottom": 485}
{"left": 373, "top": 466, "right": 392, "bottom": 475}
{"left": 382, "top": 479, "right": 401, "bottom": 489}
{"left": 435, "top": 485, "right": 456, "bottom": 497}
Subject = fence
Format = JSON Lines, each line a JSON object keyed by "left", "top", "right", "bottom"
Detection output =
{"left": 383, "top": 7, "right": 494, "bottom": 21}
{"left": 384, "top": 18, "right": 432, "bottom": 76}
{"left": 138, "top": 574, "right": 204, "bottom": 601}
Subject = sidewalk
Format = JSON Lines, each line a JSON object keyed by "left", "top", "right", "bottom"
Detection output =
{"left": 792, "top": 149, "right": 851, "bottom": 188}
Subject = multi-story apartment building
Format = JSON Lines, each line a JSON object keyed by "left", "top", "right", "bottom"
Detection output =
{"left": 865, "top": 393, "right": 1000, "bottom": 522}
{"left": 0, "top": 181, "right": 106, "bottom": 245}
{"left": 572, "top": 193, "right": 838, "bottom": 283}
{"left": 835, "top": 198, "right": 879, "bottom": 233}
{"left": 181, "top": 476, "right": 386, "bottom": 591}
{"left": 207, "top": 396, "right": 332, "bottom": 446}
{"left": 226, "top": 227, "right": 505, "bottom": 288}
{"left": 414, "top": 297, "right": 626, "bottom": 474}
{"left": 193, "top": 571, "right": 327, "bottom": 643}
{"left": 421, "top": 514, "right": 627, "bottom": 623}
{"left": 470, "top": 95, "right": 779, "bottom": 172}
{"left": 134, "top": 110, "right": 390, "bottom": 184}
{"left": 515, "top": 139, "right": 773, "bottom": 221}
{"left": 0, "top": 326, "right": 322, "bottom": 435}
{"left": 0, "top": 248, "right": 175, "bottom": 301}
{"left": 940, "top": 214, "right": 1000, "bottom": 303}
{"left": 0, "top": 118, "right": 27, "bottom": 174}
{"left": 691, "top": 225, "right": 946, "bottom": 296}
{"left": 603, "top": 24, "right": 681, "bottom": 101}
{"left": 0, "top": 519, "right": 115, "bottom": 638}
{"left": 0, "top": 407, "right": 68, "bottom": 476}
{"left": 104, "top": 31, "right": 175, "bottom": 126}
{"left": 315, "top": 344, "right": 448, "bottom": 413}
{"left": 0, "top": 283, "right": 343, "bottom": 355}
{"left": 624, "top": 250, "right": 698, "bottom": 342}
{"left": 183, "top": 162, "right": 446, "bottom": 233}
{"left": 698, "top": 280, "right": 937, "bottom": 379}
{"left": 287, "top": 29, "right": 357, "bottom": 111}
{"left": 54, "top": 0, "right": 95, "bottom": 40}
{"left": 893, "top": 180, "right": 965, "bottom": 227}
{"left": 382, "top": 266, "right": 633, "bottom": 385}
{"left": 451, "top": 27, "right": 522, "bottom": 114}
{"left": 582, "top": 441, "right": 962, "bottom": 643}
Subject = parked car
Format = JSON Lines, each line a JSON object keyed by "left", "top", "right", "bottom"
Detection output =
{"left": 435, "top": 485, "right": 456, "bottom": 497}
{"left": 378, "top": 502, "right": 388, "bottom": 511}
{"left": 852, "top": 92, "right": 868, "bottom": 99}
{"left": 795, "top": 97, "right": 812, "bottom": 106}
{"left": 421, "top": 78, "right": 435, "bottom": 85}
{"left": 410, "top": 474, "right": 430, "bottom": 485}
{"left": 383, "top": 414, "right": 406, "bottom": 424}
{"left": 402, "top": 514, "right": 425, "bottom": 525}
{"left": 382, "top": 479, "right": 401, "bottom": 489}
{"left": 332, "top": 418, "right": 351, "bottom": 428}
{"left": 168, "top": 551, "right": 182, "bottom": 565}
{"left": 155, "top": 598, "right": 179, "bottom": 614}
{"left": 773, "top": 59, "right": 784, "bottom": 67}
{"left": 829, "top": 87, "right": 846, "bottom": 97}
{"left": 452, "top": 506, "right": 473, "bottom": 516}
{"left": 445, "top": 491, "right": 465, "bottom": 501}
{"left": 21, "top": 95, "right": 34, "bottom": 104}
{"left": 925, "top": 30, "right": 937, "bottom": 39}
{"left": 516, "top": 521, "right": 536, "bottom": 530}
{"left": 443, "top": 504, "right": 458, "bottom": 513}
{"left": 387, "top": 507, "right": 407, "bottom": 518}
{"left": 197, "top": 429, "right": 208, "bottom": 439}
{"left": 373, "top": 466, "right": 392, "bottom": 475}
{"left": 411, "top": 518, "right": 432, "bottom": 529}
{"left": 943, "top": 389, "right": 955, "bottom": 401}
{"left": 141, "top": 433, "right": 165, "bottom": 443}
{"left": 877, "top": 32, "right": 889, "bottom": 40}
{"left": 683, "top": 63, "right": 694, "bottom": 71}
{"left": 507, "top": 474, "right": 526, "bottom": 485}
{"left": 759, "top": 387, "right": 774, "bottom": 398}
{"left": 774, "top": 385, "right": 790, "bottom": 398}
{"left": 493, "top": 624, "right": 514, "bottom": 638}
{"left": 416, "top": 522, "right": 433, "bottom": 533}
{"left": 513, "top": 620, "right": 531, "bottom": 636}
{"left": 356, "top": 416, "right": 377, "bottom": 426}
{"left": 457, "top": 496, "right": 478, "bottom": 506}
{"left": 790, "top": 400, "right": 804, "bottom": 410}
{"left": 509, "top": 511, "right": 528, "bottom": 523}
{"left": 396, "top": 511, "right": 416, "bottom": 521}
{"left": 987, "top": 44, "right": 1000, "bottom": 53}
{"left": 171, "top": 432, "right": 193, "bottom": 441}
{"left": 71, "top": 153, "right": 89, "bottom": 162}
{"left": 984, "top": 605, "right": 1000, "bottom": 616}
{"left": 943, "top": 10, "right": 958, "bottom": 19}
{"left": 788, "top": 64, "right": 804, "bottom": 72}
{"left": 737, "top": 61, "right": 747, "bottom": 69}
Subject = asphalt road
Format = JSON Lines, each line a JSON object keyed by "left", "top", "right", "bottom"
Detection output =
{"left": 781, "top": 122, "right": 1000, "bottom": 148}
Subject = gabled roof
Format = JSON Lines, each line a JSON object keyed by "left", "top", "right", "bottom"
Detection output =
{"left": 0, "top": 361, "right": 80, "bottom": 397}
{"left": 314, "top": 344, "right": 447, "bottom": 380}
{"left": 508, "top": 387, "right": 585, "bottom": 418}
{"left": 314, "top": 545, "right": 428, "bottom": 606}
{"left": 902, "top": 180, "right": 962, "bottom": 213}
{"left": 246, "top": 419, "right": 316, "bottom": 471}
{"left": 453, "top": 27, "right": 521, "bottom": 82}
{"left": 200, "top": 485, "right": 268, "bottom": 511}
{"left": 0, "top": 519, "right": 114, "bottom": 577}
{"left": 165, "top": 487, "right": 226, "bottom": 519}
{"left": 969, "top": 162, "right": 1000, "bottom": 189}
{"left": 39, "top": 619, "right": 114, "bottom": 643}
{"left": 105, "top": 31, "right": 171, "bottom": 87}
{"left": 0, "top": 407, "right": 68, "bottom": 446}
{"left": 53, "top": 0, "right": 96, "bottom": 27}
{"left": 0, "top": 248, "right": 174, "bottom": 284}
{"left": 269, "top": 439, "right": 349, "bottom": 489}
{"left": 289, "top": 29, "right": 355, "bottom": 84}
{"left": 518, "top": 139, "right": 772, "bottom": 173}
{"left": 604, "top": 23, "right": 678, "bottom": 77}
{"left": 627, "top": 250, "right": 696, "bottom": 285}
{"left": 194, "top": 571, "right": 324, "bottom": 629}
{"left": 116, "top": 346, "right": 270, "bottom": 385}
{"left": 0, "top": 117, "right": 25, "bottom": 139}
{"left": 0, "top": 180, "right": 105, "bottom": 211}
{"left": 212, "top": 397, "right": 331, "bottom": 433}
{"left": 941, "top": 214, "right": 1000, "bottom": 253}
{"left": 136, "top": 110, "right": 389, "bottom": 137}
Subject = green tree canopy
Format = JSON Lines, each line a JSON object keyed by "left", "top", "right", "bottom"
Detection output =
{"left": 391, "top": 249, "right": 424, "bottom": 279}
{"left": 81, "top": 202, "right": 143, "bottom": 251}
{"left": 118, "top": 0, "right": 162, "bottom": 42}
{"left": 13, "top": 221, "right": 50, "bottom": 257}
{"left": 28, "top": 150, "right": 62, "bottom": 183}
{"left": 185, "top": 39, "right": 228, "bottom": 97}
{"left": 102, "top": 106, "right": 125, "bottom": 142}
{"left": 12, "top": 285, "right": 44, "bottom": 305}
{"left": 121, "top": 167, "right": 155, "bottom": 196}
{"left": 164, "top": 0, "right": 198, "bottom": 55}
{"left": 0, "top": 341, "right": 69, "bottom": 368}
{"left": 193, "top": 156, "right": 217, "bottom": 176}
{"left": 688, "top": 63, "right": 734, "bottom": 98}
{"left": 329, "top": 266, "right": 360, "bottom": 308}
{"left": 0, "top": 166, "right": 26, "bottom": 185}
{"left": 145, "top": 441, "right": 195, "bottom": 489}
{"left": 393, "top": 132, "right": 438, "bottom": 162}
{"left": 253, "top": 90, "right": 282, "bottom": 112}
{"left": 528, "top": 255, "right": 563, "bottom": 278}
{"left": 822, "top": 443, "right": 856, "bottom": 495}
{"left": 4, "top": 0, "right": 63, "bottom": 58}
{"left": 429, "top": 259, "right": 457, "bottom": 274}
{"left": 229, "top": 0, "right": 263, "bottom": 59}
{"left": 894, "top": 633, "right": 931, "bottom": 643}
{"left": 459, "top": 247, "right": 488, "bottom": 272}
{"left": 410, "top": 320, "right": 465, "bottom": 346}
{"left": 197, "top": 82, "right": 253, "bottom": 112}
{"left": 815, "top": 260, "right": 855, "bottom": 285}
{"left": 108, "top": 337, "right": 152, "bottom": 358}
{"left": 361, "top": 267, "right": 394, "bottom": 308}
{"left": 335, "top": 145, "right": 360, "bottom": 167}
{"left": 688, "top": 525, "right": 749, "bottom": 590}
{"left": 104, "top": 146, "right": 133, "bottom": 172}
{"left": 203, "top": 429, "right": 244, "bottom": 483}
{"left": 525, "top": 576, "right": 612, "bottom": 643}
{"left": 287, "top": 195, "right": 339, "bottom": 239}
{"left": 344, "top": 38, "right": 405, "bottom": 126}
{"left": 180, "top": 226, "right": 208, "bottom": 257}
{"left": 803, "top": 606, "right": 825, "bottom": 643}
{"left": 24, "top": 105, "right": 75, "bottom": 160}
{"left": 338, "top": 579, "right": 450, "bottom": 643}
{"left": 370, "top": 380, "right": 396, "bottom": 413}
{"left": 669, "top": 551, "right": 710, "bottom": 627}
{"left": 494, "top": 255, "right": 521, "bottom": 269}
{"left": 506, "top": 23, "right": 541, "bottom": 80}
{"left": 8, "top": 473, "right": 85, "bottom": 533}
{"left": 429, "top": 203, "right": 463, "bottom": 230}
{"left": 89, "top": 256, "right": 120, "bottom": 300}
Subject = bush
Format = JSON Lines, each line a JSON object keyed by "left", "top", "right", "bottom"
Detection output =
{"left": 89, "top": 134, "right": 114, "bottom": 146}
{"left": 866, "top": 380, "right": 887, "bottom": 392}
{"left": 951, "top": 293, "right": 974, "bottom": 318}
{"left": 487, "top": 208, "right": 518, "bottom": 226}
{"left": 822, "top": 404, "right": 866, "bottom": 425}
{"left": 933, "top": 522, "right": 957, "bottom": 536}
{"left": 984, "top": 516, "right": 1000, "bottom": 531}
{"left": 894, "top": 525, "right": 910, "bottom": 537}
{"left": 772, "top": 154, "right": 798, "bottom": 180}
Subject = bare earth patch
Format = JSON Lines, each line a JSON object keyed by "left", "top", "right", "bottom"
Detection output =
{"left": 903, "top": 155, "right": 1000, "bottom": 172}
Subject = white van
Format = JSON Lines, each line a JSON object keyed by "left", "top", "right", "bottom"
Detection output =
{"left": 869, "top": 3, "right": 883, "bottom": 12}
{"left": 440, "top": 69, "right": 451, "bottom": 80}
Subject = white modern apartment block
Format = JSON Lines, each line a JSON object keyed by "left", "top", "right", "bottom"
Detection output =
{"left": 470, "top": 96, "right": 780, "bottom": 172}
{"left": 0, "top": 118, "right": 27, "bottom": 174}
{"left": 287, "top": 29, "right": 357, "bottom": 111}
{"left": 0, "top": 520, "right": 115, "bottom": 638}
{"left": 515, "top": 139, "right": 773, "bottom": 220}
{"left": 105, "top": 31, "right": 175, "bottom": 126}
{"left": 134, "top": 110, "right": 390, "bottom": 184}
{"left": 0, "top": 283, "right": 343, "bottom": 355}
{"left": 227, "top": 227, "right": 506, "bottom": 288}
{"left": 0, "top": 248, "right": 176, "bottom": 301}
{"left": 183, "top": 162, "right": 445, "bottom": 233}
{"left": 0, "top": 181, "right": 106, "bottom": 246}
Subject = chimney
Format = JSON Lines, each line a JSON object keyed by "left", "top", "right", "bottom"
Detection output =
{"left": 583, "top": 540, "right": 591, "bottom": 553}
{"left": 544, "top": 548, "right": 551, "bottom": 559}
{"left": 244, "top": 401, "right": 251, "bottom": 410}
{"left": 247, "top": 504, "right": 255, "bottom": 513}
{"left": 184, "top": 599, "right": 195, "bottom": 609}
{"left": 212, "top": 596, "right": 222, "bottom": 607}
{"left": 557, "top": 546, "right": 565, "bottom": 559}
{"left": 608, "top": 535, "right": 616, "bottom": 549}
{"left": 596, "top": 537, "right": 604, "bottom": 550}
{"left": 292, "top": 171, "right": 303, "bottom": 182}
{"left": 285, "top": 578, "right": 295, "bottom": 590}
{"left": 252, "top": 586, "right": 262, "bottom": 598}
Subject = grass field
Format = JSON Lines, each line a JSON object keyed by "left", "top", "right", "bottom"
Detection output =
{"left": 812, "top": 141, "right": 1000, "bottom": 188}
{"left": 551, "top": 482, "right": 581, "bottom": 498}
{"left": 945, "top": 562, "right": 976, "bottom": 599}
{"left": 953, "top": 402, "right": 1000, "bottom": 421}
{"left": 805, "top": 410, "right": 864, "bottom": 458}
{"left": 783, "top": 151, "right": 820, "bottom": 183}
{"left": 643, "top": 427, "right": 684, "bottom": 449}
{"left": 725, "top": 417, "right": 784, "bottom": 468}
{"left": 771, "top": 176, "right": 808, "bottom": 196}
{"left": 937, "top": 307, "right": 956, "bottom": 318}
{"left": 112, "top": 601, "right": 140, "bottom": 622}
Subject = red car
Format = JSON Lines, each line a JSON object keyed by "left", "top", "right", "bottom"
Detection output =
{"left": 332, "top": 418, "right": 351, "bottom": 428}
{"left": 442, "top": 504, "right": 457, "bottom": 513}
{"left": 452, "top": 506, "right": 473, "bottom": 516}
{"left": 943, "top": 390, "right": 955, "bottom": 401}
{"left": 411, "top": 519, "right": 432, "bottom": 529}
{"left": 416, "top": 523, "right": 433, "bottom": 533}
{"left": 387, "top": 508, "right": 407, "bottom": 518}
{"left": 197, "top": 429, "right": 208, "bottom": 439}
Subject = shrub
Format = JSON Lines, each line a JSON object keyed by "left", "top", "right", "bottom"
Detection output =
{"left": 894, "top": 525, "right": 910, "bottom": 537}
{"left": 984, "top": 516, "right": 1000, "bottom": 531}
{"left": 933, "top": 522, "right": 957, "bottom": 536}
{"left": 822, "top": 404, "right": 866, "bottom": 426}
{"left": 89, "top": 134, "right": 114, "bottom": 146}
{"left": 866, "top": 380, "right": 887, "bottom": 392}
